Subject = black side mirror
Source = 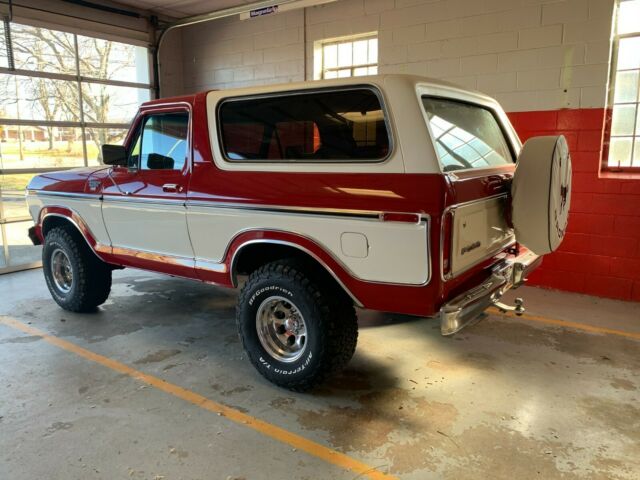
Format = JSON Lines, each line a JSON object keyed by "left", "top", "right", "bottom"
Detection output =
{"left": 102, "top": 144, "right": 127, "bottom": 166}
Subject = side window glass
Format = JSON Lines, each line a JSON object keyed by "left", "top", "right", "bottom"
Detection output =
{"left": 219, "top": 88, "right": 390, "bottom": 162}
{"left": 140, "top": 112, "right": 189, "bottom": 170}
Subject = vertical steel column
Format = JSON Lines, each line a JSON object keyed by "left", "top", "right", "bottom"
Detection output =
{"left": 74, "top": 34, "right": 89, "bottom": 167}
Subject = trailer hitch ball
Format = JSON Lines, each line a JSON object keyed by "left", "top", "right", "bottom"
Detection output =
{"left": 494, "top": 297, "right": 525, "bottom": 316}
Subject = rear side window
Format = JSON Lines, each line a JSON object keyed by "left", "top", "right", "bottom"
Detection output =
{"left": 218, "top": 88, "right": 390, "bottom": 162}
{"left": 422, "top": 97, "right": 513, "bottom": 172}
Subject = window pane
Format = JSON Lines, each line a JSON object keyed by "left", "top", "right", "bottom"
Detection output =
{"left": 353, "top": 40, "right": 368, "bottom": 66}
{"left": 618, "top": 0, "right": 640, "bottom": 35}
{"left": 608, "top": 137, "right": 633, "bottom": 166}
{"left": 219, "top": 88, "right": 390, "bottom": 162}
{"left": 0, "top": 126, "right": 84, "bottom": 169}
{"left": 323, "top": 44, "right": 337, "bottom": 69}
{"left": 0, "top": 22, "right": 7, "bottom": 69}
{"left": 78, "top": 36, "right": 150, "bottom": 84}
{"left": 611, "top": 104, "right": 636, "bottom": 135}
{"left": 1, "top": 190, "right": 28, "bottom": 220}
{"left": 634, "top": 138, "right": 640, "bottom": 166}
{"left": 0, "top": 230, "right": 4, "bottom": 268}
{"left": 422, "top": 97, "right": 513, "bottom": 172}
{"left": 81, "top": 83, "right": 150, "bottom": 124}
{"left": 368, "top": 39, "right": 378, "bottom": 64}
{"left": 617, "top": 37, "right": 640, "bottom": 70}
{"left": 324, "top": 70, "right": 338, "bottom": 79}
{"left": 368, "top": 66, "right": 378, "bottom": 75}
{"left": 4, "top": 220, "right": 41, "bottom": 267}
{"left": 140, "top": 113, "right": 188, "bottom": 171}
{"left": 10, "top": 23, "right": 76, "bottom": 75}
{"left": 0, "top": 74, "right": 80, "bottom": 122}
{"left": 85, "top": 128, "right": 129, "bottom": 166}
{"left": 337, "top": 68, "right": 351, "bottom": 78}
{"left": 353, "top": 67, "right": 368, "bottom": 76}
{"left": 613, "top": 70, "right": 640, "bottom": 103}
{"left": 1, "top": 173, "right": 34, "bottom": 220}
{"left": 337, "top": 42, "right": 352, "bottom": 67}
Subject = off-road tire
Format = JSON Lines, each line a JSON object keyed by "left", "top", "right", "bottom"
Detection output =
{"left": 236, "top": 261, "right": 358, "bottom": 391}
{"left": 43, "top": 226, "right": 112, "bottom": 312}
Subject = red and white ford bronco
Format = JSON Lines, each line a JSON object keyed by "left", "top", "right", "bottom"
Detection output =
{"left": 26, "top": 75, "right": 571, "bottom": 390}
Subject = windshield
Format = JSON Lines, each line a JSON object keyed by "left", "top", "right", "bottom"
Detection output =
{"left": 421, "top": 97, "right": 513, "bottom": 172}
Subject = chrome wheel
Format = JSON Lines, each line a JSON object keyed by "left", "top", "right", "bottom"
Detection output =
{"left": 256, "top": 296, "right": 307, "bottom": 363}
{"left": 50, "top": 248, "right": 73, "bottom": 293}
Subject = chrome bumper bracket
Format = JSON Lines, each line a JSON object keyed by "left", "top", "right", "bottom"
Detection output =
{"left": 439, "top": 251, "right": 540, "bottom": 336}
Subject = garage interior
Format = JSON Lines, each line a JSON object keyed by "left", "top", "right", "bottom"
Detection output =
{"left": 1, "top": 0, "right": 639, "bottom": 479}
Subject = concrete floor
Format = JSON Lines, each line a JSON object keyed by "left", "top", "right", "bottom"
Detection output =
{"left": 0, "top": 268, "right": 638, "bottom": 480}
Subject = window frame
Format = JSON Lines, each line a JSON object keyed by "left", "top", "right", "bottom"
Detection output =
{"left": 215, "top": 85, "right": 394, "bottom": 165}
{"left": 603, "top": 0, "right": 640, "bottom": 173}
{"left": 138, "top": 112, "right": 190, "bottom": 172}
{"left": 318, "top": 34, "right": 378, "bottom": 80}
{"left": 124, "top": 105, "right": 192, "bottom": 173}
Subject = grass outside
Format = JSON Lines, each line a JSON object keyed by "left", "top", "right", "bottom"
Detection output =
{"left": 1, "top": 174, "right": 34, "bottom": 191}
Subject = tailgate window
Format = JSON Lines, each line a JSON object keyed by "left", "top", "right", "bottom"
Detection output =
{"left": 421, "top": 97, "right": 513, "bottom": 172}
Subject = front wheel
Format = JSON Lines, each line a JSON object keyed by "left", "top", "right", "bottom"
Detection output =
{"left": 43, "top": 226, "right": 112, "bottom": 312}
{"left": 236, "top": 261, "right": 358, "bottom": 391}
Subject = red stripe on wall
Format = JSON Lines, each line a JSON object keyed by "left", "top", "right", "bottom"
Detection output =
{"left": 507, "top": 108, "right": 640, "bottom": 302}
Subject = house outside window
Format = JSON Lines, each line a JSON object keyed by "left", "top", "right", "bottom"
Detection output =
{"left": 607, "top": 0, "right": 640, "bottom": 170}
{"left": 317, "top": 34, "right": 378, "bottom": 80}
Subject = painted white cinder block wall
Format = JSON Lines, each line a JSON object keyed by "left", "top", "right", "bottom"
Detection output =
{"left": 170, "top": 0, "right": 614, "bottom": 112}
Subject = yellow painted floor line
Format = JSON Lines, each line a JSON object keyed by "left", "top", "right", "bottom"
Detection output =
{"left": 486, "top": 307, "right": 640, "bottom": 341}
{"left": 0, "top": 316, "right": 397, "bottom": 480}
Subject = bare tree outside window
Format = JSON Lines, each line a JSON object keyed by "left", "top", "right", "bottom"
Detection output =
{"left": 0, "top": 22, "right": 150, "bottom": 171}
{"left": 0, "top": 21, "right": 151, "bottom": 273}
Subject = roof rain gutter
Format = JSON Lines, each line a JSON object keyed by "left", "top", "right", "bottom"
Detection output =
{"left": 154, "top": 0, "right": 337, "bottom": 97}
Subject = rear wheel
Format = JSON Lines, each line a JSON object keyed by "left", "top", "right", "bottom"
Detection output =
{"left": 236, "top": 261, "right": 358, "bottom": 391}
{"left": 43, "top": 226, "right": 112, "bottom": 312}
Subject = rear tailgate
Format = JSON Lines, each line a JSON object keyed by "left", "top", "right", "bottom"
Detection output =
{"left": 447, "top": 193, "right": 514, "bottom": 277}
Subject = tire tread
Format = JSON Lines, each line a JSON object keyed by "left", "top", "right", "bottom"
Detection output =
{"left": 237, "top": 261, "right": 357, "bottom": 391}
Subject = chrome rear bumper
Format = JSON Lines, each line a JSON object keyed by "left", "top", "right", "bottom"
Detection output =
{"left": 439, "top": 249, "right": 541, "bottom": 335}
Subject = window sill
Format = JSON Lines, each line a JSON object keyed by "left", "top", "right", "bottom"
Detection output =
{"left": 599, "top": 170, "right": 640, "bottom": 180}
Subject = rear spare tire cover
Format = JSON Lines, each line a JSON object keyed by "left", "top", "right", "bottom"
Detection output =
{"left": 511, "top": 135, "right": 572, "bottom": 255}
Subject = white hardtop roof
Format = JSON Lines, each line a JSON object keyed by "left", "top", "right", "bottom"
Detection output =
{"left": 206, "top": 74, "right": 496, "bottom": 105}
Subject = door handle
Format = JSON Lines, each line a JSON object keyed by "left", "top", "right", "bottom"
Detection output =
{"left": 162, "top": 183, "right": 182, "bottom": 193}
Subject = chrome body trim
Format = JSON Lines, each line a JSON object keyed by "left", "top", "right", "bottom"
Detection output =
{"left": 439, "top": 249, "right": 541, "bottom": 335}
{"left": 230, "top": 238, "right": 364, "bottom": 307}
{"left": 29, "top": 190, "right": 102, "bottom": 200}
{"left": 40, "top": 212, "right": 105, "bottom": 262}
{"left": 31, "top": 189, "right": 426, "bottom": 222}
{"left": 195, "top": 258, "right": 228, "bottom": 273}
{"left": 186, "top": 199, "right": 421, "bottom": 220}
{"left": 439, "top": 193, "right": 515, "bottom": 282}
{"left": 102, "top": 195, "right": 186, "bottom": 207}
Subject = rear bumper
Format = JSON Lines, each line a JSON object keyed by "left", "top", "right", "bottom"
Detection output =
{"left": 439, "top": 249, "right": 541, "bottom": 335}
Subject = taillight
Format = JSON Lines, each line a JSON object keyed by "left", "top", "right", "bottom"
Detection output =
{"left": 442, "top": 210, "right": 453, "bottom": 278}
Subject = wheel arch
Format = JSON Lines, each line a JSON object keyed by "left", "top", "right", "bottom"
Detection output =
{"left": 230, "top": 238, "right": 362, "bottom": 307}
{"left": 39, "top": 208, "right": 104, "bottom": 262}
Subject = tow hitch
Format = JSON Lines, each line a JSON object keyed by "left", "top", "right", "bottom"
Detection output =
{"left": 493, "top": 297, "right": 525, "bottom": 316}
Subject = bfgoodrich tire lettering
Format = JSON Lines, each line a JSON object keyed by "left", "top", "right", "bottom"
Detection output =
{"left": 42, "top": 226, "right": 112, "bottom": 313}
{"left": 236, "top": 261, "right": 358, "bottom": 391}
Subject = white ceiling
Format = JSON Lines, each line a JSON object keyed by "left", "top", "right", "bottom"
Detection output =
{"left": 115, "top": 0, "right": 261, "bottom": 18}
